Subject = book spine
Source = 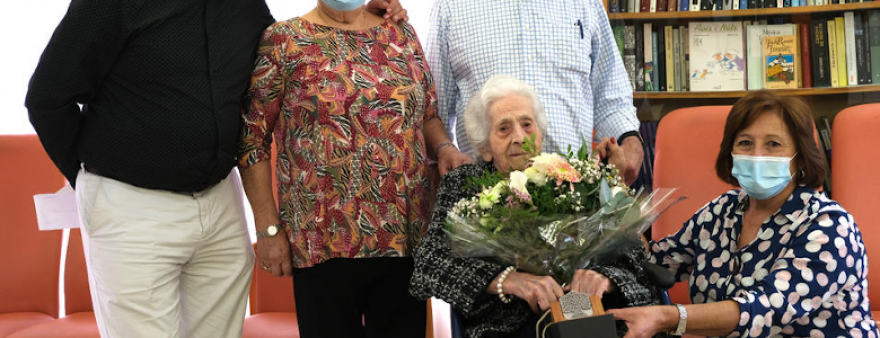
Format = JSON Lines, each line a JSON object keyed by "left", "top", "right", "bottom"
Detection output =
{"left": 845, "top": 12, "right": 858, "bottom": 85}
{"left": 672, "top": 28, "right": 681, "bottom": 92}
{"left": 763, "top": 0, "right": 776, "bottom": 8}
{"left": 611, "top": 0, "right": 621, "bottom": 12}
{"left": 750, "top": 0, "right": 762, "bottom": 9}
{"left": 717, "top": 0, "right": 724, "bottom": 10}
{"left": 665, "top": 26, "right": 675, "bottom": 91}
{"left": 800, "top": 23, "right": 812, "bottom": 88}
{"left": 657, "top": 28, "right": 667, "bottom": 91}
{"left": 683, "top": 27, "right": 690, "bottom": 91}
{"left": 700, "top": 0, "right": 712, "bottom": 10}
{"left": 636, "top": 26, "right": 646, "bottom": 91}
{"left": 624, "top": 25, "right": 637, "bottom": 90}
{"left": 862, "top": 13, "right": 873, "bottom": 84}
{"left": 644, "top": 23, "right": 654, "bottom": 91}
{"left": 811, "top": 19, "right": 831, "bottom": 87}
{"left": 740, "top": 0, "right": 748, "bottom": 9}
{"left": 869, "top": 10, "right": 880, "bottom": 84}
{"left": 835, "top": 17, "right": 848, "bottom": 86}
{"left": 642, "top": 0, "right": 651, "bottom": 13}
{"left": 724, "top": 0, "right": 734, "bottom": 10}
{"left": 652, "top": 31, "right": 661, "bottom": 91}
{"left": 691, "top": 0, "right": 701, "bottom": 11}
{"left": 658, "top": 0, "right": 668, "bottom": 11}
{"left": 828, "top": 19, "right": 841, "bottom": 87}
{"left": 855, "top": 12, "right": 869, "bottom": 85}
{"left": 680, "top": 0, "right": 690, "bottom": 11}
{"left": 669, "top": 0, "right": 678, "bottom": 12}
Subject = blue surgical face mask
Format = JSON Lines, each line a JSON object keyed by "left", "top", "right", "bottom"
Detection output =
{"left": 321, "top": 0, "right": 366, "bottom": 11}
{"left": 731, "top": 153, "right": 797, "bottom": 200}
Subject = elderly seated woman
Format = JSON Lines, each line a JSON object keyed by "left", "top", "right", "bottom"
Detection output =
{"left": 590, "top": 90, "right": 879, "bottom": 338}
{"left": 409, "top": 75, "right": 661, "bottom": 338}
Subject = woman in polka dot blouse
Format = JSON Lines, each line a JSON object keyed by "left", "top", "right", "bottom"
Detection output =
{"left": 603, "top": 90, "right": 879, "bottom": 338}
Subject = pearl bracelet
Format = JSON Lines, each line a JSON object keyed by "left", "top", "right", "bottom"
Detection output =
{"left": 496, "top": 266, "right": 516, "bottom": 304}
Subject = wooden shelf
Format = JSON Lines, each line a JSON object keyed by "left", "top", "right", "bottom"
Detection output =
{"left": 609, "top": 1, "right": 880, "bottom": 20}
{"left": 632, "top": 84, "right": 880, "bottom": 99}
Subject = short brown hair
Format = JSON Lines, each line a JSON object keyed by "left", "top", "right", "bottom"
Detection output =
{"left": 715, "top": 90, "right": 827, "bottom": 189}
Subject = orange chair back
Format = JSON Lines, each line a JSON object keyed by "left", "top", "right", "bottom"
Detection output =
{"left": 652, "top": 106, "right": 736, "bottom": 304}
{"left": 65, "top": 229, "right": 93, "bottom": 314}
{"left": 0, "top": 135, "right": 65, "bottom": 317}
{"left": 249, "top": 245, "right": 297, "bottom": 314}
{"left": 831, "top": 103, "right": 880, "bottom": 309}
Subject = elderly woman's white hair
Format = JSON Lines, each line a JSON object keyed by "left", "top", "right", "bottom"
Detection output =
{"left": 463, "top": 75, "right": 548, "bottom": 158}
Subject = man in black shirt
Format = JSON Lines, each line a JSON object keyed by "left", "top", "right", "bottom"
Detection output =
{"left": 25, "top": 0, "right": 405, "bottom": 337}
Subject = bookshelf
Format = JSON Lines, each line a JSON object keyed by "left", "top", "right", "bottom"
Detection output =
{"left": 606, "top": 1, "right": 880, "bottom": 120}
{"left": 634, "top": 83, "right": 880, "bottom": 98}
{"left": 611, "top": 1, "right": 880, "bottom": 20}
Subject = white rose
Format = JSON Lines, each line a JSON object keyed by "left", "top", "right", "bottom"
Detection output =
{"left": 509, "top": 171, "right": 530, "bottom": 197}
{"left": 524, "top": 167, "right": 547, "bottom": 186}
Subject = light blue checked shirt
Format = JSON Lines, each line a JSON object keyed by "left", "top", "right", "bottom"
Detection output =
{"left": 427, "top": 0, "right": 639, "bottom": 157}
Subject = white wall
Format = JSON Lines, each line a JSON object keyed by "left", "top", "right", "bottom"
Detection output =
{"left": 0, "top": 0, "right": 436, "bottom": 135}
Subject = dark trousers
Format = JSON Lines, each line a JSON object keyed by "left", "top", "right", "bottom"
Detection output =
{"left": 293, "top": 257, "right": 427, "bottom": 338}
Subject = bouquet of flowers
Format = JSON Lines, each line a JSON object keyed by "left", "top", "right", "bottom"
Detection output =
{"left": 445, "top": 136, "right": 679, "bottom": 284}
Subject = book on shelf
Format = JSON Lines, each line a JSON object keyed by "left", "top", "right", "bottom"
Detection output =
{"left": 641, "top": 0, "right": 651, "bottom": 13}
{"left": 644, "top": 23, "right": 654, "bottom": 91}
{"left": 681, "top": 0, "right": 690, "bottom": 12}
{"left": 870, "top": 10, "right": 880, "bottom": 84}
{"left": 658, "top": 0, "right": 669, "bottom": 11}
{"left": 828, "top": 19, "right": 841, "bottom": 87}
{"left": 746, "top": 24, "right": 797, "bottom": 90}
{"left": 811, "top": 18, "right": 832, "bottom": 88}
{"left": 657, "top": 28, "right": 667, "bottom": 91}
{"left": 865, "top": 12, "right": 874, "bottom": 84}
{"left": 665, "top": 26, "right": 675, "bottom": 91}
{"left": 683, "top": 26, "right": 690, "bottom": 91}
{"left": 800, "top": 23, "right": 813, "bottom": 88}
{"left": 669, "top": 0, "right": 678, "bottom": 12}
{"left": 689, "top": 21, "right": 746, "bottom": 91}
{"left": 652, "top": 30, "right": 660, "bottom": 91}
{"left": 763, "top": 35, "right": 799, "bottom": 89}
{"left": 844, "top": 12, "right": 858, "bottom": 86}
{"left": 690, "top": 0, "right": 700, "bottom": 12}
{"left": 835, "top": 16, "right": 848, "bottom": 87}
{"left": 638, "top": 28, "right": 648, "bottom": 90}
{"left": 674, "top": 27, "right": 682, "bottom": 92}
{"left": 624, "top": 25, "right": 637, "bottom": 90}
{"left": 631, "top": 0, "right": 639, "bottom": 13}
{"left": 856, "top": 13, "right": 874, "bottom": 84}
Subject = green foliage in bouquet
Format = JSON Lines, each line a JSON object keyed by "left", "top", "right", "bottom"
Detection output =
{"left": 446, "top": 137, "right": 677, "bottom": 284}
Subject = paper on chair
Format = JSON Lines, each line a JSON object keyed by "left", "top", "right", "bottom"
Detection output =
{"left": 33, "top": 183, "right": 80, "bottom": 230}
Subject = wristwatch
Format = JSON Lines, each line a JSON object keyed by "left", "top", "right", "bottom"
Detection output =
{"left": 670, "top": 304, "right": 688, "bottom": 336}
{"left": 256, "top": 224, "right": 282, "bottom": 238}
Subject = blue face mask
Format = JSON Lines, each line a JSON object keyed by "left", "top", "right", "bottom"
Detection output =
{"left": 321, "top": 0, "right": 366, "bottom": 11}
{"left": 731, "top": 153, "right": 797, "bottom": 200}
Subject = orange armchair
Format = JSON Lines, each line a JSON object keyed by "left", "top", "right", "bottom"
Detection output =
{"left": 0, "top": 135, "right": 65, "bottom": 337}
{"left": 651, "top": 106, "right": 736, "bottom": 306}
{"left": 242, "top": 246, "right": 299, "bottom": 338}
{"left": 9, "top": 228, "right": 99, "bottom": 338}
{"left": 830, "top": 103, "right": 880, "bottom": 323}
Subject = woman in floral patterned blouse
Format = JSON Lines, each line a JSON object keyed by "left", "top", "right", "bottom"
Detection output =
{"left": 592, "top": 90, "right": 879, "bottom": 338}
{"left": 237, "top": 1, "right": 471, "bottom": 337}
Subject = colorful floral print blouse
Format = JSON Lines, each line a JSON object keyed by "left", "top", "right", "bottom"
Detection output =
{"left": 239, "top": 18, "right": 437, "bottom": 268}
{"left": 650, "top": 186, "right": 879, "bottom": 338}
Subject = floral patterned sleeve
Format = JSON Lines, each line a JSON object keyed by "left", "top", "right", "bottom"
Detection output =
{"left": 402, "top": 22, "right": 439, "bottom": 126}
{"left": 729, "top": 206, "right": 868, "bottom": 338}
{"left": 238, "top": 23, "right": 286, "bottom": 168}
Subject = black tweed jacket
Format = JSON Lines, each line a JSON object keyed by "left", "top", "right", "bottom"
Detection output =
{"left": 409, "top": 163, "right": 664, "bottom": 338}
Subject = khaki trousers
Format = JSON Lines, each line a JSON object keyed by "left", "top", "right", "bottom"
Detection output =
{"left": 75, "top": 168, "right": 254, "bottom": 338}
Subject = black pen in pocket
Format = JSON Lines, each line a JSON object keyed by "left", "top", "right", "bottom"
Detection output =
{"left": 575, "top": 19, "right": 584, "bottom": 39}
